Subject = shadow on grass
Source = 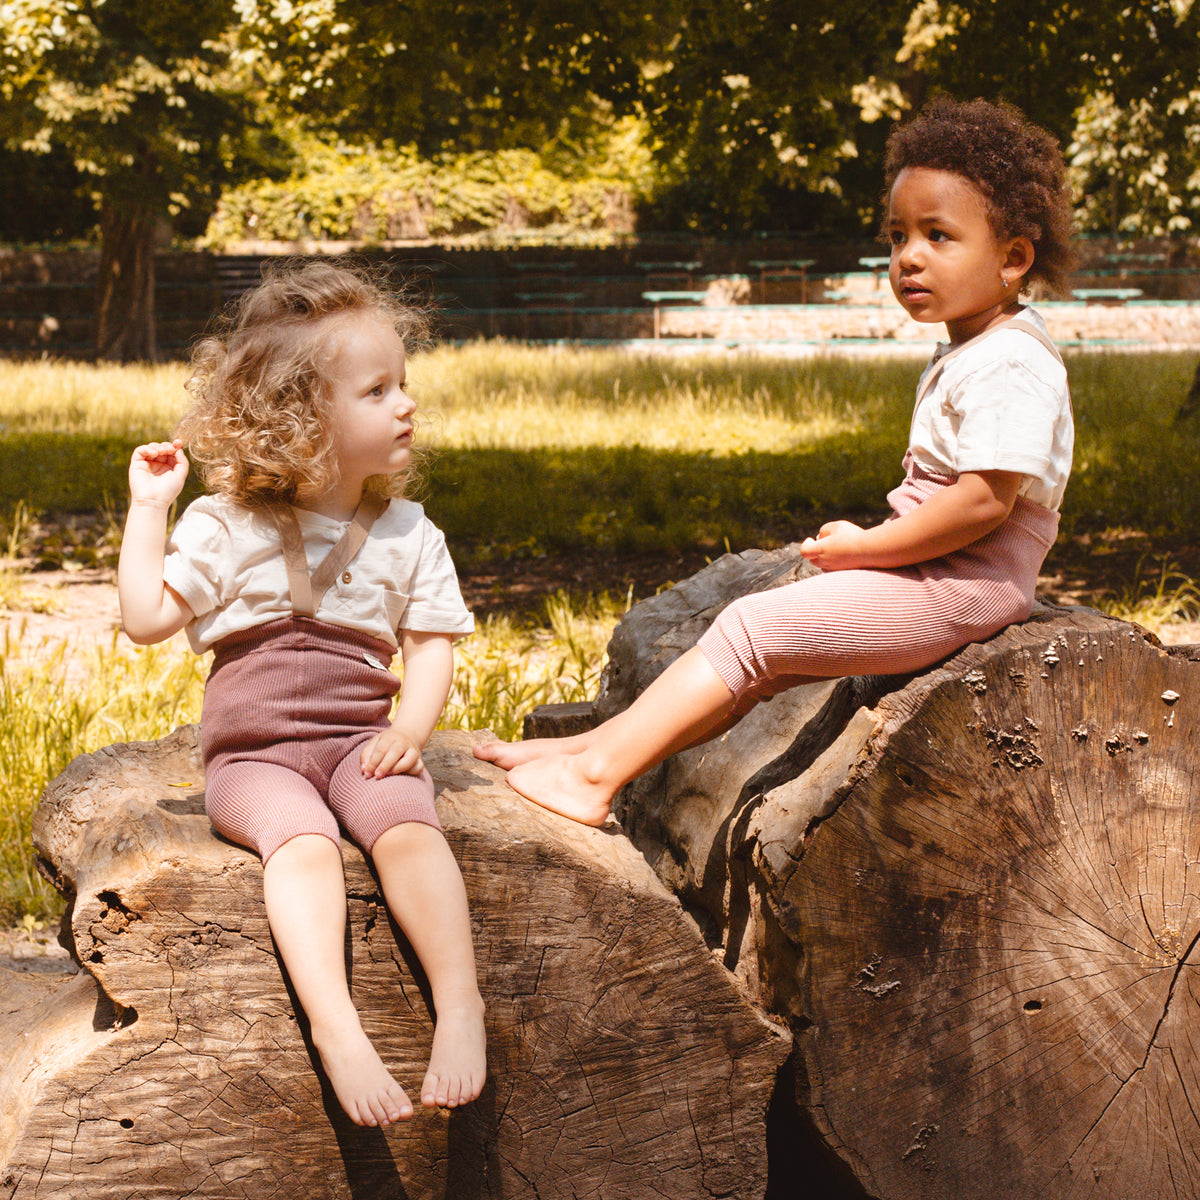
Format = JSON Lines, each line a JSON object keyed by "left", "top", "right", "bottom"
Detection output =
{"left": 5, "top": 407, "right": 1200, "bottom": 568}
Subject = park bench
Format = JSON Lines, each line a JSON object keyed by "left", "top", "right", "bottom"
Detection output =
{"left": 637, "top": 260, "right": 703, "bottom": 286}
{"left": 749, "top": 257, "right": 815, "bottom": 303}
{"left": 642, "top": 289, "right": 708, "bottom": 338}
{"left": 858, "top": 254, "right": 891, "bottom": 280}
{"left": 1072, "top": 287, "right": 1144, "bottom": 305}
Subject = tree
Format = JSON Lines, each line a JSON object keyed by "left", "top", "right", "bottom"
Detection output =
{"left": 896, "top": 0, "right": 1200, "bottom": 236}
{"left": 234, "top": 0, "right": 915, "bottom": 237}
{"left": 0, "top": 0, "right": 263, "bottom": 360}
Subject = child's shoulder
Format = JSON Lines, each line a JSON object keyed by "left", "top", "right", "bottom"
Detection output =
{"left": 375, "top": 495, "right": 442, "bottom": 537}
{"left": 171, "top": 495, "right": 276, "bottom": 551}
{"left": 953, "top": 309, "right": 1066, "bottom": 388}
{"left": 178, "top": 493, "right": 267, "bottom": 530}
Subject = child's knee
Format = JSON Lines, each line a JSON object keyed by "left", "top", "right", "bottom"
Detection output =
{"left": 370, "top": 818, "right": 444, "bottom": 858}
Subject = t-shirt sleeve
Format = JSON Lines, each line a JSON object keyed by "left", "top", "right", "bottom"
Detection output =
{"left": 162, "top": 502, "right": 230, "bottom": 620}
{"left": 948, "top": 350, "right": 1064, "bottom": 479}
{"left": 400, "top": 519, "right": 475, "bottom": 638}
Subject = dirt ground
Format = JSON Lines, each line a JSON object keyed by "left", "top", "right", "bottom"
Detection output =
{"left": 3, "top": 526, "right": 1198, "bottom": 972}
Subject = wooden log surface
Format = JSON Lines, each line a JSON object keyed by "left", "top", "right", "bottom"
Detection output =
{"left": 2, "top": 726, "right": 789, "bottom": 1200}
{"left": 584, "top": 543, "right": 1200, "bottom": 1200}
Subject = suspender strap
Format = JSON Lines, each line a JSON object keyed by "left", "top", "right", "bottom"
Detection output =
{"left": 270, "top": 505, "right": 315, "bottom": 616}
{"left": 268, "top": 494, "right": 388, "bottom": 618}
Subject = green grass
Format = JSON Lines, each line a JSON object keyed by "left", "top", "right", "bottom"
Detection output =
{"left": 1095, "top": 559, "right": 1200, "bottom": 633}
{"left": 3, "top": 343, "right": 1198, "bottom": 556}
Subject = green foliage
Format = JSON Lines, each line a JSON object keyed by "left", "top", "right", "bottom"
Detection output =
{"left": 1069, "top": 88, "right": 1200, "bottom": 237}
{"left": 900, "top": 0, "right": 1200, "bottom": 237}
{"left": 202, "top": 121, "right": 656, "bottom": 247}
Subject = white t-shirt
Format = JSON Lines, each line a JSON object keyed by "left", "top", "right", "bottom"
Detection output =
{"left": 908, "top": 308, "right": 1073, "bottom": 511}
{"left": 163, "top": 495, "right": 474, "bottom": 654}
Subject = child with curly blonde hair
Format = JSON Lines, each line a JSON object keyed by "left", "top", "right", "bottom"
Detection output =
{"left": 118, "top": 260, "right": 486, "bottom": 1127}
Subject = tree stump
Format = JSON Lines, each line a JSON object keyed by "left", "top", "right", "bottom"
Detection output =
{"left": 1, "top": 727, "right": 788, "bottom": 1200}
{"left": 579, "top": 543, "right": 1200, "bottom": 1200}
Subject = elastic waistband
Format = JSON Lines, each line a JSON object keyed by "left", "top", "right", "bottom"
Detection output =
{"left": 211, "top": 616, "right": 396, "bottom": 666}
{"left": 890, "top": 460, "right": 1060, "bottom": 548}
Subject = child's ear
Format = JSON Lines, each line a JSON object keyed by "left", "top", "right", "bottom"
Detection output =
{"left": 1004, "top": 236, "right": 1035, "bottom": 285}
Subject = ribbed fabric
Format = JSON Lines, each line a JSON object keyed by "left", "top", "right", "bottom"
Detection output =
{"left": 698, "top": 457, "right": 1060, "bottom": 700}
{"left": 201, "top": 617, "right": 441, "bottom": 863}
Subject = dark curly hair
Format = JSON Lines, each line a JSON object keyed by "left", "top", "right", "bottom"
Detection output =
{"left": 178, "top": 259, "right": 431, "bottom": 507}
{"left": 883, "top": 96, "right": 1075, "bottom": 298}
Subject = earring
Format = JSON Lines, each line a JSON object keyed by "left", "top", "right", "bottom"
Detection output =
{"left": 1001, "top": 274, "right": 1009, "bottom": 289}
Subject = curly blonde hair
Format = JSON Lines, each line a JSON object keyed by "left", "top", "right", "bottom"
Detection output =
{"left": 882, "top": 96, "right": 1076, "bottom": 298}
{"left": 177, "top": 259, "right": 431, "bottom": 507}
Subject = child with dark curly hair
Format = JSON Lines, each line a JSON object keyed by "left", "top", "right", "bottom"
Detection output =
{"left": 118, "top": 261, "right": 486, "bottom": 1127}
{"left": 475, "top": 96, "right": 1076, "bottom": 827}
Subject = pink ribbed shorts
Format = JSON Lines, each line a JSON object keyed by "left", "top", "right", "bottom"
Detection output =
{"left": 698, "top": 459, "right": 1060, "bottom": 701}
{"left": 201, "top": 617, "right": 441, "bottom": 863}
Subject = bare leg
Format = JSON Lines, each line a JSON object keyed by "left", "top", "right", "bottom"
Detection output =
{"left": 371, "top": 822, "right": 487, "bottom": 1109}
{"left": 505, "top": 646, "right": 741, "bottom": 825}
{"left": 263, "top": 834, "right": 413, "bottom": 1127}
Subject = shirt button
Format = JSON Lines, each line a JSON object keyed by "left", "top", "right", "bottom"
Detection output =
{"left": 341, "top": 571, "right": 352, "bottom": 584}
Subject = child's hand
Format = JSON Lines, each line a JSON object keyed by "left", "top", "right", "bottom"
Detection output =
{"left": 129, "top": 440, "right": 189, "bottom": 508}
{"left": 800, "top": 520, "right": 871, "bottom": 571}
{"left": 360, "top": 727, "right": 425, "bottom": 778}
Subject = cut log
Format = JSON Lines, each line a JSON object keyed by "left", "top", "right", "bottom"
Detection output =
{"left": 2, "top": 726, "right": 788, "bottom": 1200}
{"left": 581, "top": 543, "right": 1200, "bottom": 1200}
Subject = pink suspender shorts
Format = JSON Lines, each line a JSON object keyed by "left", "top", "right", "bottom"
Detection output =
{"left": 200, "top": 497, "right": 441, "bottom": 863}
{"left": 698, "top": 319, "right": 1065, "bottom": 702}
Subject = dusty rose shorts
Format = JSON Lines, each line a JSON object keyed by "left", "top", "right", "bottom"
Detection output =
{"left": 201, "top": 617, "right": 441, "bottom": 863}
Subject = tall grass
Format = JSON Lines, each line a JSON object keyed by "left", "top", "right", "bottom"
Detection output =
{"left": 3, "top": 344, "right": 1197, "bottom": 553}
{"left": 0, "top": 592, "right": 623, "bottom": 924}
{"left": 0, "top": 631, "right": 208, "bottom": 922}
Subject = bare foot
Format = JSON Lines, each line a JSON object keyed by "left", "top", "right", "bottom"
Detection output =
{"left": 505, "top": 754, "right": 614, "bottom": 827}
{"left": 473, "top": 733, "right": 587, "bottom": 770}
{"left": 421, "top": 996, "right": 488, "bottom": 1109}
{"left": 312, "top": 1022, "right": 413, "bottom": 1126}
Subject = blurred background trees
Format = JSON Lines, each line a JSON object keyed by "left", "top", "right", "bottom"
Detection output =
{"left": 2, "top": 0, "right": 1198, "bottom": 359}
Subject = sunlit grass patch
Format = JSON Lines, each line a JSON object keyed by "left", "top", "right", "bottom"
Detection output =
{"left": 441, "top": 589, "right": 625, "bottom": 741}
{"left": 1095, "top": 559, "right": 1200, "bottom": 634}
{"left": 0, "top": 632, "right": 208, "bottom": 924}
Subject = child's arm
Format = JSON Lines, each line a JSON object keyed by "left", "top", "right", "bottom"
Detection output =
{"left": 117, "top": 440, "right": 195, "bottom": 644}
{"left": 800, "top": 469, "right": 1021, "bottom": 572}
{"left": 360, "top": 630, "right": 455, "bottom": 778}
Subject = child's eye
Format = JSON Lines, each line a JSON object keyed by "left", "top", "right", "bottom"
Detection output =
{"left": 929, "top": 228, "right": 949, "bottom": 243}
{"left": 368, "top": 384, "right": 385, "bottom": 397}
{"left": 888, "top": 230, "right": 905, "bottom": 246}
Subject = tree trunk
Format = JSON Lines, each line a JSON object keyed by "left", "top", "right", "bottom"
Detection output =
{"left": 1174, "top": 356, "right": 1200, "bottom": 423}
{"left": 2, "top": 727, "right": 787, "bottom": 1200}
{"left": 95, "top": 198, "right": 158, "bottom": 362}
{"left": 585, "top": 543, "right": 1200, "bottom": 1199}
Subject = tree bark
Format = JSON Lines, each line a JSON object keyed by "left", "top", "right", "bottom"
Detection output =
{"left": 95, "top": 197, "right": 158, "bottom": 362}
{"left": 1174, "top": 356, "right": 1200, "bottom": 423}
{"left": 2, "top": 727, "right": 787, "bottom": 1200}
{"left": 588, "top": 543, "right": 1200, "bottom": 1199}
